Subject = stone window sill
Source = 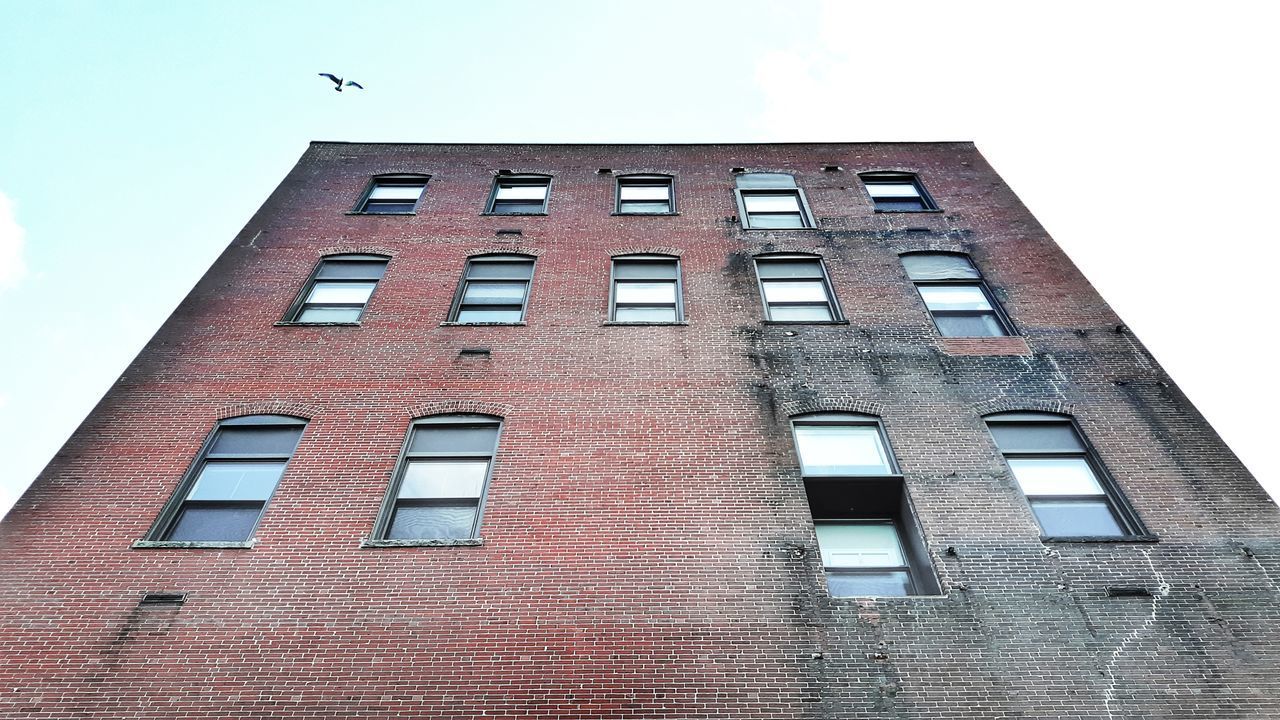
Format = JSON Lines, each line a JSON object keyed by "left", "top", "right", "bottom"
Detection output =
{"left": 361, "top": 538, "right": 484, "bottom": 548}
{"left": 1041, "top": 535, "right": 1159, "bottom": 544}
{"left": 763, "top": 320, "right": 850, "bottom": 326}
{"left": 132, "top": 540, "right": 255, "bottom": 550}
{"left": 602, "top": 321, "right": 688, "bottom": 327}
{"left": 274, "top": 321, "right": 362, "bottom": 327}
{"left": 439, "top": 321, "right": 526, "bottom": 327}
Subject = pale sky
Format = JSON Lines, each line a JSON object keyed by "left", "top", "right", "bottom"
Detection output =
{"left": 1, "top": 0, "right": 1277, "bottom": 516}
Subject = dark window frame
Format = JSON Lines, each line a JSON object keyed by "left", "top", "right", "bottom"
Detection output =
{"left": 283, "top": 254, "right": 390, "bottom": 325}
{"left": 753, "top": 254, "right": 844, "bottom": 323}
{"left": 900, "top": 252, "right": 1015, "bottom": 337}
{"left": 608, "top": 254, "right": 684, "bottom": 323}
{"left": 354, "top": 174, "right": 430, "bottom": 215}
{"left": 733, "top": 173, "right": 816, "bottom": 230}
{"left": 614, "top": 174, "right": 676, "bottom": 215}
{"left": 144, "top": 415, "right": 307, "bottom": 545}
{"left": 484, "top": 174, "right": 552, "bottom": 215}
{"left": 371, "top": 414, "right": 504, "bottom": 542}
{"left": 985, "top": 412, "right": 1150, "bottom": 541}
{"left": 859, "top": 172, "right": 939, "bottom": 212}
{"left": 447, "top": 254, "right": 537, "bottom": 325}
{"left": 792, "top": 412, "right": 941, "bottom": 597}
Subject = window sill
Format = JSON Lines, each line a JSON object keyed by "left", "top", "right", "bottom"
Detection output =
{"left": 802, "top": 473, "right": 906, "bottom": 482}
{"left": 361, "top": 538, "right": 484, "bottom": 548}
{"left": 439, "top": 321, "right": 527, "bottom": 327}
{"left": 274, "top": 321, "right": 362, "bottom": 327}
{"left": 602, "top": 321, "right": 688, "bottom": 327}
{"left": 480, "top": 212, "right": 547, "bottom": 216}
{"left": 132, "top": 540, "right": 256, "bottom": 550}
{"left": 763, "top": 320, "right": 850, "bottom": 326}
{"left": 1041, "top": 535, "right": 1159, "bottom": 544}
{"left": 344, "top": 211, "right": 416, "bottom": 216}
{"left": 611, "top": 212, "right": 680, "bottom": 217}
{"left": 741, "top": 227, "right": 819, "bottom": 232}
{"left": 874, "top": 208, "right": 944, "bottom": 214}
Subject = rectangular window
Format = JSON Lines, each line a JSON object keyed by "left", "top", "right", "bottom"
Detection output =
{"left": 861, "top": 173, "right": 937, "bottom": 211}
{"left": 359, "top": 176, "right": 428, "bottom": 214}
{"left": 755, "top": 256, "right": 840, "bottom": 322}
{"left": 150, "top": 416, "right": 305, "bottom": 543}
{"left": 287, "top": 255, "right": 388, "bottom": 324}
{"left": 378, "top": 416, "right": 501, "bottom": 541}
{"left": 616, "top": 176, "right": 674, "bottom": 214}
{"left": 987, "top": 413, "right": 1146, "bottom": 539}
{"left": 901, "top": 253, "right": 1012, "bottom": 337}
{"left": 450, "top": 255, "right": 535, "bottom": 323}
{"left": 816, "top": 521, "right": 916, "bottom": 597}
{"left": 610, "top": 256, "right": 682, "bottom": 323}
{"left": 735, "top": 173, "right": 814, "bottom": 229}
{"left": 488, "top": 176, "right": 550, "bottom": 214}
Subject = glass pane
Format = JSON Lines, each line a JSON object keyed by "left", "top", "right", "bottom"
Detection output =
{"left": 468, "top": 261, "right": 533, "bottom": 279}
{"left": 362, "top": 202, "right": 416, "bottom": 214}
{"left": 736, "top": 173, "right": 796, "bottom": 189}
{"left": 865, "top": 182, "right": 921, "bottom": 198}
{"left": 368, "top": 184, "right": 425, "bottom": 201}
{"left": 463, "top": 282, "right": 527, "bottom": 304}
{"left": 167, "top": 505, "right": 261, "bottom": 542}
{"left": 768, "top": 305, "right": 834, "bottom": 321}
{"left": 919, "top": 285, "right": 993, "bottom": 311}
{"left": 188, "top": 462, "right": 285, "bottom": 500}
{"left": 388, "top": 503, "right": 478, "bottom": 540}
{"left": 618, "top": 201, "right": 672, "bottom": 214}
{"left": 210, "top": 426, "right": 302, "bottom": 456}
{"left": 933, "top": 313, "right": 1007, "bottom": 337}
{"left": 1008, "top": 457, "right": 1104, "bottom": 496}
{"left": 306, "top": 282, "right": 376, "bottom": 305}
{"left": 456, "top": 309, "right": 524, "bottom": 323}
{"left": 748, "top": 213, "right": 806, "bottom": 228}
{"left": 614, "top": 261, "right": 677, "bottom": 279}
{"left": 873, "top": 198, "right": 928, "bottom": 211}
{"left": 815, "top": 522, "right": 905, "bottom": 567}
{"left": 763, "top": 281, "right": 829, "bottom": 304}
{"left": 495, "top": 183, "right": 548, "bottom": 200}
{"left": 616, "top": 282, "right": 676, "bottom": 304}
{"left": 1032, "top": 499, "right": 1124, "bottom": 537}
{"left": 490, "top": 201, "right": 544, "bottom": 213}
{"left": 614, "top": 307, "right": 678, "bottom": 323}
{"left": 988, "top": 422, "right": 1084, "bottom": 453}
{"left": 756, "top": 260, "right": 823, "bottom": 278}
{"left": 297, "top": 307, "right": 363, "bottom": 323}
{"left": 399, "top": 461, "right": 489, "bottom": 499}
{"left": 619, "top": 185, "right": 670, "bottom": 201}
{"left": 901, "top": 254, "right": 978, "bottom": 280}
{"left": 794, "top": 425, "right": 892, "bottom": 475}
{"left": 743, "top": 193, "right": 802, "bottom": 212}
{"left": 317, "top": 261, "right": 387, "bottom": 280}
{"left": 410, "top": 426, "right": 499, "bottom": 454}
{"left": 826, "top": 570, "right": 912, "bottom": 597}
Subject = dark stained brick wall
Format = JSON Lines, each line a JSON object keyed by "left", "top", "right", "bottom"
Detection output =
{"left": 2, "top": 142, "right": 1277, "bottom": 719}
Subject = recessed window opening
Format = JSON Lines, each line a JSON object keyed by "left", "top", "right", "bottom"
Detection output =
{"left": 287, "top": 255, "right": 389, "bottom": 324}
{"left": 610, "top": 255, "right": 682, "bottom": 323}
{"left": 359, "top": 176, "right": 428, "bottom": 214}
{"left": 450, "top": 255, "right": 535, "bottom": 323}
{"left": 901, "top": 253, "right": 1012, "bottom": 337}
{"left": 754, "top": 255, "right": 841, "bottom": 322}
{"left": 861, "top": 172, "right": 937, "bottom": 212}
{"left": 488, "top": 175, "right": 551, "bottom": 214}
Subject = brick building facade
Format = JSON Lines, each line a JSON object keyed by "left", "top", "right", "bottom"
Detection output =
{"left": 2, "top": 142, "right": 1277, "bottom": 718}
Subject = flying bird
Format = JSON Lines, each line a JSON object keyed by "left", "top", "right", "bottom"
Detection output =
{"left": 318, "top": 73, "right": 364, "bottom": 91}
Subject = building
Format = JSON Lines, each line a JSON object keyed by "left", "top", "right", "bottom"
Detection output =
{"left": 2, "top": 142, "right": 1277, "bottom": 719}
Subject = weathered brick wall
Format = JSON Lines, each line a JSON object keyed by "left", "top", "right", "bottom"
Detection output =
{"left": 2, "top": 143, "right": 1276, "bottom": 719}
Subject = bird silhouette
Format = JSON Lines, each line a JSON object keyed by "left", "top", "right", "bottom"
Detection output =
{"left": 318, "top": 73, "right": 364, "bottom": 92}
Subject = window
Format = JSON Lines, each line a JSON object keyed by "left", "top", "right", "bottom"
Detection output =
{"left": 901, "top": 253, "right": 1012, "bottom": 337}
{"left": 793, "top": 413, "right": 940, "bottom": 597}
{"left": 616, "top": 175, "right": 675, "bottom": 214}
{"left": 449, "top": 254, "right": 535, "bottom": 323}
{"left": 754, "top": 255, "right": 841, "bottom": 322}
{"left": 986, "top": 412, "right": 1146, "bottom": 539}
{"left": 375, "top": 415, "right": 502, "bottom": 541}
{"left": 860, "top": 172, "right": 937, "bottom": 211}
{"left": 610, "top": 255, "right": 682, "bottom": 323}
{"left": 487, "top": 175, "right": 551, "bottom": 214}
{"left": 358, "top": 175, "right": 428, "bottom": 214}
{"left": 148, "top": 415, "right": 305, "bottom": 543}
{"left": 735, "top": 173, "right": 814, "bottom": 229}
{"left": 286, "top": 254, "right": 389, "bottom": 324}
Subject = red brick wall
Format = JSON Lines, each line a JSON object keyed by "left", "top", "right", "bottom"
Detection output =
{"left": 3, "top": 143, "right": 1278, "bottom": 719}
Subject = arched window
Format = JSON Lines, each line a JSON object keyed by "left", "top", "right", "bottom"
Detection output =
{"left": 734, "top": 172, "right": 814, "bottom": 229}
{"left": 285, "top": 254, "right": 389, "bottom": 324}
{"left": 609, "top": 254, "right": 682, "bottom": 323}
{"left": 901, "top": 252, "right": 1013, "bottom": 337}
{"left": 449, "top": 254, "right": 536, "bottom": 324}
{"left": 859, "top": 171, "right": 937, "bottom": 211}
{"left": 615, "top": 174, "right": 675, "bottom": 214}
{"left": 146, "top": 415, "right": 307, "bottom": 544}
{"left": 985, "top": 412, "right": 1147, "bottom": 539}
{"left": 373, "top": 414, "right": 503, "bottom": 541}
{"left": 356, "top": 174, "right": 429, "bottom": 214}
{"left": 486, "top": 174, "right": 551, "bottom": 214}
{"left": 791, "top": 413, "right": 940, "bottom": 597}
{"left": 753, "top": 253, "right": 842, "bottom": 322}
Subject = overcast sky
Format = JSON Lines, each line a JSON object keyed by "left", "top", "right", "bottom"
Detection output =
{"left": 1, "top": 0, "right": 1277, "bottom": 515}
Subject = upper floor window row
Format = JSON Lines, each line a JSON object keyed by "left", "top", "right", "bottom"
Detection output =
{"left": 349, "top": 171, "right": 940, "bottom": 218}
